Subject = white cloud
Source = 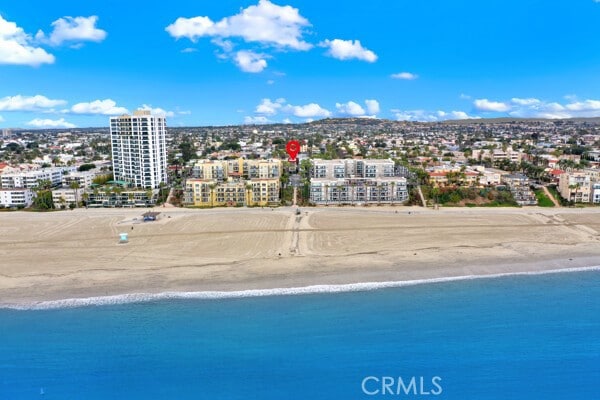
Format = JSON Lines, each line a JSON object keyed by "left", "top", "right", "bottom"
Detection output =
{"left": 473, "top": 98, "right": 511, "bottom": 112}
{"left": 282, "top": 118, "right": 292, "bottom": 124}
{"left": 365, "top": 99, "right": 380, "bottom": 115}
{"left": 391, "top": 72, "right": 418, "bottom": 80}
{"left": 508, "top": 98, "right": 600, "bottom": 119}
{"left": 256, "top": 98, "right": 285, "bottom": 115}
{"left": 510, "top": 97, "right": 541, "bottom": 106}
{"left": 0, "top": 95, "right": 66, "bottom": 111}
{"left": 284, "top": 102, "right": 331, "bottom": 118}
{"left": 0, "top": 115, "right": 4, "bottom": 122}
{"left": 69, "top": 99, "right": 128, "bottom": 115}
{"left": 212, "top": 38, "right": 235, "bottom": 52}
{"left": 459, "top": 93, "right": 472, "bottom": 100}
{"left": 470, "top": 96, "right": 600, "bottom": 119}
{"left": 181, "top": 47, "right": 197, "bottom": 53}
{"left": 166, "top": 0, "right": 312, "bottom": 51}
{"left": 27, "top": 118, "right": 76, "bottom": 128}
{"left": 320, "top": 39, "right": 377, "bottom": 62}
{"left": 36, "top": 16, "right": 106, "bottom": 46}
{"left": 565, "top": 99, "right": 600, "bottom": 111}
{"left": 166, "top": 1, "right": 379, "bottom": 71}
{"left": 336, "top": 101, "right": 365, "bottom": 116}
{"left": 0, "top": 15, "right": 55, "bottom": 66}
{"left": 139, "top": 104, "right": 175, "bottom": 117}
{"left": 436, "top": 110, "right": 478, "bottom": 120}
{"left": 234, "top": 50, "right": 268, "bottom": 73}
{"left": 394, "top": 109, "right": 477, "bottom": 122}
{"left": 244, "top": 115, "right": 271, "bottom": 124}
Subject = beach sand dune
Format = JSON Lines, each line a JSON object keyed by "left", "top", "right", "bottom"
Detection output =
{"left": 1, "top": 207, "right": 599, "bottom": 305}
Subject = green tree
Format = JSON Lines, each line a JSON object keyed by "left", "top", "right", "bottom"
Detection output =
{"left": 33, "top": 190, "right": 54, "bottom": 210}
{"left": 69, "top": 181, "right": 81, "bottom": 208}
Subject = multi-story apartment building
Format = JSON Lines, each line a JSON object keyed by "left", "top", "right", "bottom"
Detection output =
{"left": 311, "top": 159, "right": 395, "bottom": 179}
{"left": 592, "top": 183, "right": 600, "bottom": 204}
{"left": 309, "top": 159, "right": 408, "bottom": 205}
{"left": 471, "top": 147, "right": 523, "bottom": 163}
{"left": 0, "top": 168, "right": 64, "bottom": 189}
{"left": 191, "top": 159, "right": 282, "bottom": 181}
{"left": 62, "top": 171, "right": 96, "bottom": 188}
{"left": 185, "top": 178, "right": 280, "bottom": 207}
{"left": 51, "top": 188, "right": 78, "bottom": 207}
{"left": 501, "top": 173, "right": 537, "bottom": 206}
{"left": 558, "top": 171, "right": 592, "bottom": 203}
{"left": 185, "top": 158, "right": 282, "bottom": 207}
{"left": 0, "top": 188, "right": 34, "bottom": 208}
{"left": 85, "top": 189, "right": 155, "bottom": 208}
{"left": 110, "top": 110, "right": 167, "bottom": 189}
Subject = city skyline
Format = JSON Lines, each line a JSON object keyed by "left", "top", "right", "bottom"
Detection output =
{"left": 1, "top": 0, "right": 600, "bottom": 128}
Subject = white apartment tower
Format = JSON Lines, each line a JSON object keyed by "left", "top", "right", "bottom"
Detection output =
{"left": 110, "top": 110, "right": 167, "bottom": 189}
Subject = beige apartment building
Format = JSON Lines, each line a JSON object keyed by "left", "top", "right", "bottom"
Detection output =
{"left": 185, "top": 158, "right": 281, "bottom": 207}
{"left": 558, "top": 171, "right": 592, "bottom": 203}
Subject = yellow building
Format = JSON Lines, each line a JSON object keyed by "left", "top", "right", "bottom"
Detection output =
{"left": 248, "top": 178, "right": 280, "bottom": 206}
{"left": 186, "top": 158, "right": 282, "bottom": 207}
{"left": 191, "top": 160, "right": 227, "bottom": 181}
{"left": 185, "top": 178, "right": 280, "bottom": 207}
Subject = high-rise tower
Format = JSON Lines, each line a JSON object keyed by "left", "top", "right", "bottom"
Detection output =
{"left": 109, "top": 110, "right": 167, "bottom": 189}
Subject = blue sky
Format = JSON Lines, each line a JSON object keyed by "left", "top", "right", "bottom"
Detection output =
{"left": 1, "top": 0, "right": 600, "bottom": 128}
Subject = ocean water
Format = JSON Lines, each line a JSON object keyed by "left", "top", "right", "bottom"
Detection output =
{"left": 1, "top": 270, "right": 599, "bottom": 399}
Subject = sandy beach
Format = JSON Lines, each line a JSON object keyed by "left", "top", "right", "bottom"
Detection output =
{"left": 1, "top": 206, "right": 600, "bottom": 306}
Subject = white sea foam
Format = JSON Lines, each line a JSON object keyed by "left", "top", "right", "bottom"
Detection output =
{"left": 3, "top": 265, "right": 600, "bottom": 310}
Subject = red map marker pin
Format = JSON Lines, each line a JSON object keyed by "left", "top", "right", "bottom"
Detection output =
{"left": 286, "top": 140, "right": 300, "bottom": 162}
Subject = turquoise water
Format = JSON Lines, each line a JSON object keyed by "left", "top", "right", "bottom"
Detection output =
{"left": 1, "top": 270, "right": 599, "bottom": 399}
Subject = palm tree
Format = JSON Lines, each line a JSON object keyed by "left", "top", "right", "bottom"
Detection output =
{"left": 59, "top": 195, "right": 66, "bottom": 210}
{"left": 390, "top": 181, "right": 396, "bottom": 205}
{"left": 145, "top": 189, "right": 154, "bottom": 205}
{"left": 82, "top": 192, "right": 89, "bottom": 207}
{"left": 209, "top": 183, "right": 217, "bottom": 207}
{"left": 568, "top": 183, "right": 580, "bottom": 203}
{"left": 36, "top": 179, "right": 52, "bottom": 190}
{"left": 245, "top": 183, "right": 253, "bottom": 207}
{"left": 324, "top": 184, "right": 330, "bottom": 206}
{"left": 69, "top": 181, "right": 81, "bottom": 208}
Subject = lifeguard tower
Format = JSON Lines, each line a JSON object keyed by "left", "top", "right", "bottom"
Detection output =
{"left": 118, "top": 232, "right": 129, "bottom": 244}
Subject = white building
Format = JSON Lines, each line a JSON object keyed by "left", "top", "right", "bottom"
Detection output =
{"left": 0, "top": 188, "right": 34, "bottom": 207}
{"left": 311, "top": 159, "right": 396, "bottom": 179}
{"left": 309, "top": 159, "right": 408, "bottom": 205}
{"left": 51, "top": 188, "right": 78, "bottom": 207}
{"left": 110, "top": 110, "right": 167, "bottom": 189}
{"left": 1, "top": 168, "right": 63, "bottom": 189}
{"left": 62, "top": 171, "right": 96, "bottom": 188}
{"left": 592, "top": 183, "right": 600, "bottom": 204}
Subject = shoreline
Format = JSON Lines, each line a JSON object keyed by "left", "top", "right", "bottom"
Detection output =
{"left": 1, "top": 206, "right": 599, "bottom": 308}
{"left": 3, "top": 265, "right": 599, "bottom": 310}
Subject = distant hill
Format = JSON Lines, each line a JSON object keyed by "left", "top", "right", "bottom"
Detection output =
{"left": 7, "top": 116, "right": 600, "bottom": 133}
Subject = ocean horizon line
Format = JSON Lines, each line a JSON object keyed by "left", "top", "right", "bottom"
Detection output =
{"left": 3, "top": 265, "right": 600, "bottom": 311}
